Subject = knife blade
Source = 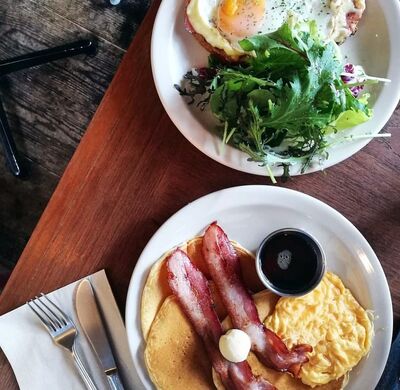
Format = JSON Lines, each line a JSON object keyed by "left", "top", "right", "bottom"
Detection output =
{"left": 75, "top": 279, "right": 125, "bottom": 390}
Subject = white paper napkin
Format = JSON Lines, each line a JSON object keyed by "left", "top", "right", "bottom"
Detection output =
{"left": 0, "top": 270, "right": 142, "bottom": 390}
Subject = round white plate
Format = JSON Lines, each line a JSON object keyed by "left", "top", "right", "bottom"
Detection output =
{"left": 151, "top": 0, "right": 400, "bottom": 176}
{"left": 126, "top": 185, "right": 392, "bottom": 390}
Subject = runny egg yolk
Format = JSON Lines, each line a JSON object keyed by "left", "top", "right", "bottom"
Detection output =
{"left": 217, "top": 0, "right": 266, "bottom": 40}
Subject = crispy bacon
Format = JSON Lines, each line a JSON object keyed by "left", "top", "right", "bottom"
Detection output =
{"left": 202, "top": 223, "right": 313, "bottom": 377}
{"left": 346, "top": 0, "right": 365, "bottom": 36}
{"left": 167, "top": 249, "right": 276, "bottom": 390}
{"left": 347, "top": 11, "right": 362, "bottom": 35}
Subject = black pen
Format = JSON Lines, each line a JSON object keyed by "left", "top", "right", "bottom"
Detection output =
{"left": 0, "top": 39, "right": 96, "bottom": 76}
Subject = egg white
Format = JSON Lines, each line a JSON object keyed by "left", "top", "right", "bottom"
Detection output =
{"left": 186, "top": 0, "right": 364, "bottom": 59}
{"left": 187, "top": 0, "right": 246, "bottom": 58}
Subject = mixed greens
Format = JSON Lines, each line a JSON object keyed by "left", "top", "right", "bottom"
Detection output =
{"left": 176, "top": 17, "right": 381, "bottom": 181}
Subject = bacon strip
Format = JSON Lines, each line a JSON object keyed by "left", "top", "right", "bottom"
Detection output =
{"left": 347, "top": 0, "right": 366, "bottom": 35}
{"left": 202, "top": 223, "right": 313, "bottom": 377}
{"left": 167, "top": 249, "right": 276, "bottom": 390}
{"left": 347, "top": 11, "right": 363, "bottom": 35}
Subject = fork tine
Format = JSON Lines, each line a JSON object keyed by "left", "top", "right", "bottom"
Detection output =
{"left": 36, "top": 295, "right": 66, "bottom": 327}
{"left": 27, "top": 300, "right": 56, "bottom": 332}
{"left": 32, "top": 298, "right": 61, "bottom": 330}
{"left": 41, "top": 293, "right": 70, "bottom": 325}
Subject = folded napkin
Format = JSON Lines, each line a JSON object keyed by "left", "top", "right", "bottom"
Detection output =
{"left": 0, "top": 270, "right": 142, "bottom": 390}
{"left": 376, "top": 330, "right": 400, "bottom": 390}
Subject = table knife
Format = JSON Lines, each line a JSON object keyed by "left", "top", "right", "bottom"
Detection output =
{"left": 75, "top": 279, "right": 125, "bottom": 390}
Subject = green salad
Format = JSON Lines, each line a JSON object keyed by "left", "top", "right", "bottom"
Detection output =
{"left": 176, "top": 17, "right": 381, "bottom": 181}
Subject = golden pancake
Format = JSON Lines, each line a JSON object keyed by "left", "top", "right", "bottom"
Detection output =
{"left": 145, "top": 295, "right": 215, "bottom": 389}
{"left": 141, "top": 237, "right": 264, "bottom": 339}
{"left": 147, "top": 295, "right": 285, "bottom": 389}
{"left": 140, "top": 241, "right": 188, "bottom": 340}
{"left": 142, "top": 238, "right": 362, "bottom": 389}
{"left": 213, "top": 290, "right": 346, "bottom": 390}
{"left": 146, "top": 289, "right": 346, "bottom": 390}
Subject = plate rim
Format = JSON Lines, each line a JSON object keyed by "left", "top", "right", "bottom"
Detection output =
{"left": 150, "top": 0, "right": 400, "bottom": 176}
{"left": 125, "top": 185, "right": 393, "bottom": 389}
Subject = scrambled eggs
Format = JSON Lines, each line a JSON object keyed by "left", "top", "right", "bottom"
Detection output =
{"left": 265, "top": 272, "right": 373, "bottom": 387}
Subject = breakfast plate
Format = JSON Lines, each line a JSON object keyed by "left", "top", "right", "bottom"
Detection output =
{"left": 126, "top": 185, "right": 392, "bottom": 389}
{"left": 151, "top": 0, "right": 400, "bottom": 176}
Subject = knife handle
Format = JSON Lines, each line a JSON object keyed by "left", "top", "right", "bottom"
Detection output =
{"left": 106, "top": 372, "right": 124, "bottom": 390}
{"left": 0, "top": 40, "right": 97, "bottom": 76}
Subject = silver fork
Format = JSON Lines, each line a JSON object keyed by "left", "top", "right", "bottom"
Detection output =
{"left": 27, "top": 293, "right": 98, "bottom": 390}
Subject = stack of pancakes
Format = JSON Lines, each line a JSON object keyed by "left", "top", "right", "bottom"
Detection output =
{"left": 140, "top": 237, "right": 351, "bottom": 389}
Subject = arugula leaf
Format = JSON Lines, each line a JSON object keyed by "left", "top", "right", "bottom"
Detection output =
{"left": 261, "top": 74, "right": 331, "bottom": 134}
{"left": 176, "top": 17, "right": 375, "bottom": 181}
{"left": 210, "top": 84, "right": 239, "bottom": 122}
{"left": 240, "top": 35, "right": 307, "bottom": 74}
{"left": 247, "top": 89, "right": 275, "bottom": 112}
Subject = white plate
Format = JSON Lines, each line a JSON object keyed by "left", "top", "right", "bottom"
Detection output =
{"left": 151, "top": 0, "right": 400, "bottom": 176}
{"left": 126, "top": 185, "right": 392, "bottom": 390}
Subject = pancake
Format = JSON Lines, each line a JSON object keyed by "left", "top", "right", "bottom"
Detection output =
{"left": 145, "top": 288, "right": 346, "bottom": 390}
{"left": 145, "top": 295, "right": 215, "bottom": 389}
{"left": 140, "top": 241, "right": 187, "bottom": 340}
{"left": 142, "top": 236, "right": 354, "bottom": 389}
{"left": 141, "top": 236, "right": 264, "bottom": 339}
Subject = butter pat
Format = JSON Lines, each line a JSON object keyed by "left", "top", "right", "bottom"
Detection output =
{"left": 219, "top": 329, "right": 251, "bottom": 363}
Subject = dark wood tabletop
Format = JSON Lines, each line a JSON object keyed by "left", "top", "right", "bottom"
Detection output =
{"left": 0, "top": 0, "right": 399, "bottom": 387}
{"left": 0, "top": 0, "right": 149, "bottom": 272}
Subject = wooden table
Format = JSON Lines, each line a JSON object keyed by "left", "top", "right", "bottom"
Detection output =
{"left": 0, "top": 0, "right": 139, "bottom": 270}
{"left": 1, "top": 1, "right": 399, "bottom": 387}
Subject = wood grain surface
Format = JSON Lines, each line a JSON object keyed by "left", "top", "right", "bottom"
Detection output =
{"left": 42, "top": 0, "right": 151, "bottom": 50}
{"left": 0, "top": 0, "right": 399, "bottom": 388}
{"left": 0, "top": 0, "right": 149, "bottom": 270}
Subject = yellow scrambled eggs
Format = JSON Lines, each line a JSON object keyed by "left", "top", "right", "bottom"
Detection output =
{"left": 265, "top": 272, "right": 373, "bottom": 387}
